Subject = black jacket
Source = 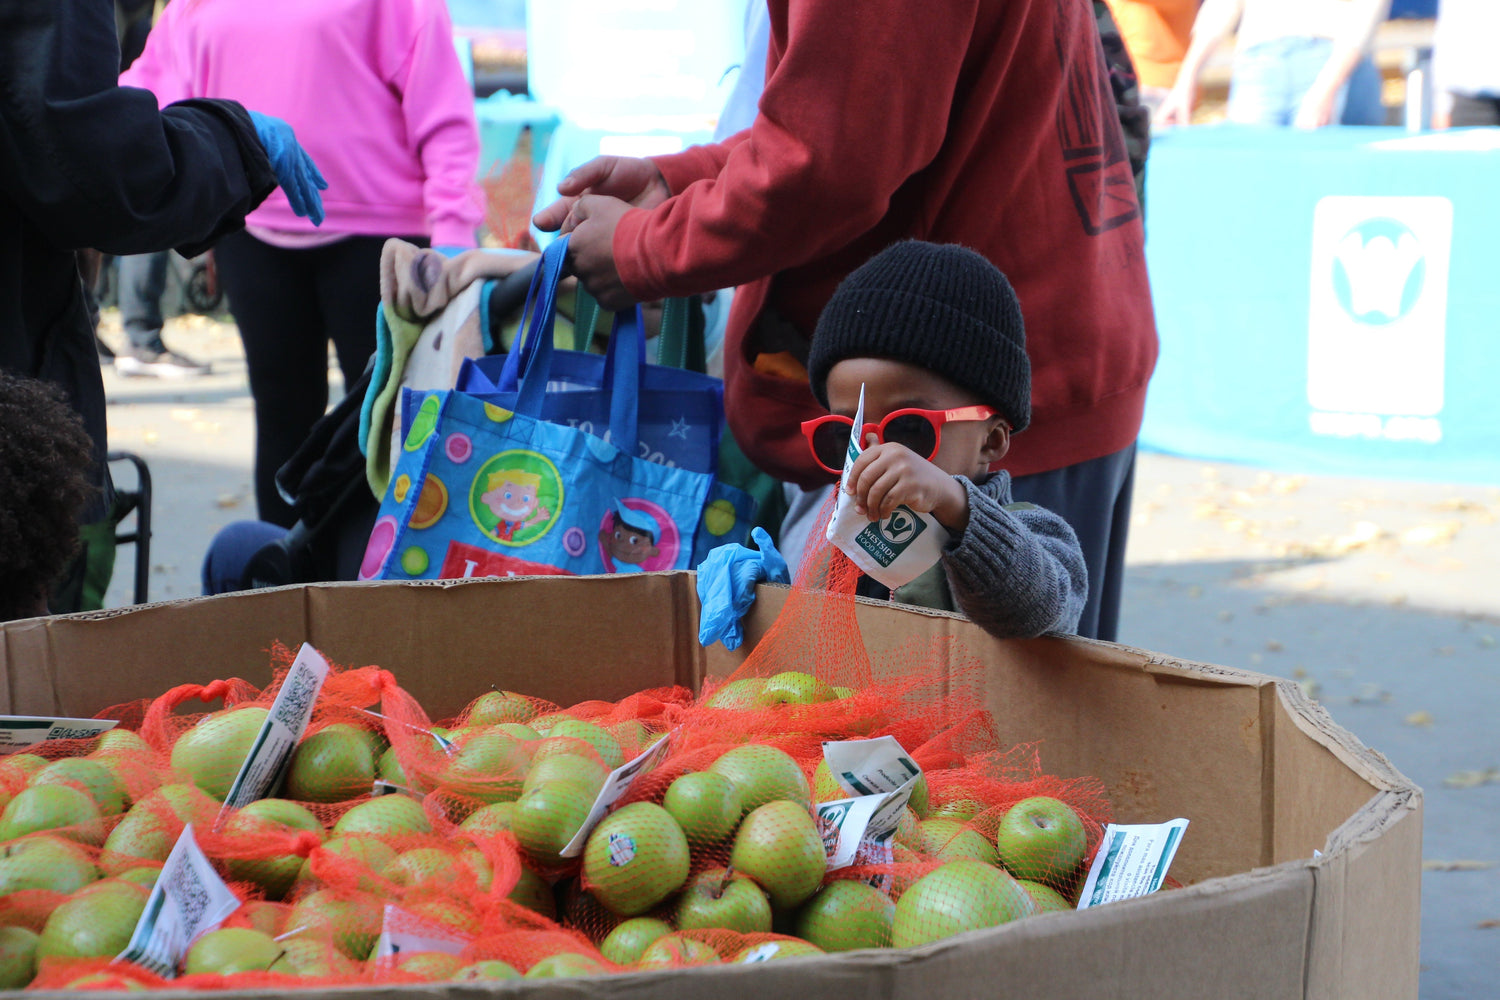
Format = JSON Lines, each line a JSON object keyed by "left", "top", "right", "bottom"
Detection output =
{"left": 0, "top": 0, "right": 277, "bottom": 516}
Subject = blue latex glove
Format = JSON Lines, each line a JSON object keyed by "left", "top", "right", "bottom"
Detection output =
{"left": 434, "top": 246, "right": 470, "bottom": 258}
{"left": 696, "top": 527, "right": 790, "bottom": 650}
{"left": 247, "top": 111, "right": 327, "bottom": 225}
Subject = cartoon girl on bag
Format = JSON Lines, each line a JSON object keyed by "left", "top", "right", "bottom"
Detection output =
{"left": 480, "top": 469, "right": 551, "bottom": 541}
{"left": 599, "top": 499, "right": 660, "bottom": 573}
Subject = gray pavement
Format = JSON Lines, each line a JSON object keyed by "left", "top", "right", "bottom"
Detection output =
{"left": 96, "top": 315, "right": 1497, "bottom": 998}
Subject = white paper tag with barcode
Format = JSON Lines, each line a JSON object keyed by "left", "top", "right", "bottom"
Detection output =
{"left": 219, "top": 644, "right": 330, "bottom": 815}
{"left": 116, "top": 824, "right": 240, "bottom": 977}
{"left": 815, "top": 736, "right": 922, "bottom": 871}
{"left": 0, "top": 716, "right": 117, "bottom": 752}
{"left": 372, "top": 905, "right": 471, "bottom": 962}
{"left": 560, "top": 728, "right": 678, "bottom": 858}
{"left": 1075, "top": 819, "right": 1189, "bottom": 909}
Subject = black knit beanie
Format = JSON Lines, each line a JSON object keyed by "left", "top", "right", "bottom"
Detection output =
{"left": 807, "top": 241, "right": 1031, "bottom": 432}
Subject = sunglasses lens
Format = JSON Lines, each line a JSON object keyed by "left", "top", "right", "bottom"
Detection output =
{"left": 883, "top": 414, "right": 939, "bottom": 458}
{"left": 811, "top": 422, "right": 851, "bottom": 471}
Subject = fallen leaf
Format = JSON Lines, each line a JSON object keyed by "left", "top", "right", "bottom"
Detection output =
{"left": 1478, "top": 920, "right": 1500, "bottom": 929}
{"left": 1272, "top": 476, "right": 1306, "bottom": 495}
{"left": 1443, "top": 768, "right": 1500, "bottom": 789}
{"left": 1401, "top": 521, "right": 1462, "bottom": 547}
{"left": 1185, "top": 585, "right": 1203, "bottom": 599}
{"left": 1480, "top": 635, "right": 1496, "bottom": 649}
{"left": 1216, "top": 610, "right": 1234, "bottom": 623}
{"left": 1422, "top": 860, "right": 1495, "bottom": 872}
{"left": 169, "top": 408, "right": 201, "bottom": 422}
{"left": 215, "top": 494, "right": 242, "bottom": 509}
{"left": 1293, "top": 667, "right": 1309, "bottom": 680}
{"left": 1297, "top": 678, "right": 1321, "bottom": 700}
{"left": 1435, "top": 646, "right": 1456, "bottom": 657}
{"left": 1266, "top": 640, "right": 1284, "bottom": 653}
{"left": 1404, "top": 711, "right": 1434, "bottom": 728}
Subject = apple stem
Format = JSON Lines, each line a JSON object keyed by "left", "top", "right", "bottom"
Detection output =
{"left": 712, "top": 865, "right": 735, "bottom": 899}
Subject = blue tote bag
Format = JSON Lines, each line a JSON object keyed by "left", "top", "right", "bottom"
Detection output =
{"left": 360, "top": 238, "right": 751, "bottom": 581}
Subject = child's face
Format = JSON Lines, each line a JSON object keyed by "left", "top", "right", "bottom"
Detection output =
{"left": 824, "top": 357, "right": 1008, "bottom": 479}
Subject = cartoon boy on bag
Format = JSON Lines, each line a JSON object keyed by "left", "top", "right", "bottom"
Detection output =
{"left": 599, "top": 499, "right": 660, "bottom": 573}
{"left": 480, "top": 469, "right": 552, "bottom": 541}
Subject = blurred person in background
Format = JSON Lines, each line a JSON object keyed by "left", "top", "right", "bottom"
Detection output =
{"left": 1104, "top": 0, "right": 1197, "bottom": 113}
{"left": 1, "top": 0, "right": 321, "bottom": 611}
{"left": 123, "top": 0, "right": 483, "bottom": 527}
{"left": 1157, "top": 0, "right": 1390, "bottom": 128}
{"left": 1431, "top": 0, "right": 1500, "bottom": 128}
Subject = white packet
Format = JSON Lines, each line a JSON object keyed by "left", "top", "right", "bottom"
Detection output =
{"left": 826, "top": 386, "right": 948, "bottom": 589}
{"left": 1075, "top": 818, "right": 1189, "bottom": 909}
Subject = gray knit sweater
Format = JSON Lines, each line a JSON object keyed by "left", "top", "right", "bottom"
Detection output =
{"left": 856, "top": 471, "right": 1088, "bottom": 638}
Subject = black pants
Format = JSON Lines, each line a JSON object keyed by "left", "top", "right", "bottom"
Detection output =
{"left": 215, "top": 232, "right": 416, "bottom": 527}
{"left": 1010, "top": 443, "right": 1137, "bottom": 642}
{"left": 1450, "top": 93, "right": 1500, "bottom": 128}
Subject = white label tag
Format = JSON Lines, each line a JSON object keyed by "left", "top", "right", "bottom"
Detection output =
{"left": 373, "top": 906, "right": 472, "bottom": 963}
{"left": 826, "top": 386, "right": 949, "bottom": 590}
{"left": 738, "top": 942, "right": 782, "bottom": 964}
{"left": 371, "top": 779, "right": 423, "bottom": 801}
{"left": 218, "top": 644, "right": 330, "bottom": 817}
{"left": 1075, "top": 819, "right": 1189, "bottom": 909}
{"left": 0, "top": 716, "right": 117, "bottom": 752}
{"left": 816, "top": 736, "right": 922, "bottom": 872}
{"left": 116, "top": 824, "right": 241, "bottom": 977}
{"left": 559, "top": 728, "right": 678, "bottom": 858}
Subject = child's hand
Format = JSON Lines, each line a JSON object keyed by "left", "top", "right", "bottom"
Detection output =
{"left": 845, "top": 435, "right": 969, "bottom": 531}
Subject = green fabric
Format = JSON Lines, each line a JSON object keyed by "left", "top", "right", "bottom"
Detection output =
{"left": 47, "top": 517, "right": 118, "bottom": 615}
{"left": 364, "top": 305, "right": 426, "bottom": 498}
{"left": 892, "top": 561, "right": 958, "bottom": 615}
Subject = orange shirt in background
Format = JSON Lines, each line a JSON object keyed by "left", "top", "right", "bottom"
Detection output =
{"left": 1104, "top": 0, "right": 1198, "bottom": 91}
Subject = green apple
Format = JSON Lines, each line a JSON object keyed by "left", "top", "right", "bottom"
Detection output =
{"left": 526, "top": 711, "right": 577, "bottom": 735}
{"left": 380, "top": 846, "right": 492, "bottom": 893}
{"left": 332, "top": 794, "right": 431, "bottom": 837}
{"left": 890, "top": 860, "right": 1035, "bottom": 948}
{"left": 545, "top": 720, "right": 624, "bottom": 769}
{"left": 391, "top": 950, "right": 467, "bottom": 980}
{"left": 599, "top": 917, "right": 672, "bottom": 965}
{"left": 1017, "top": 879, "right": 1074, "bottom": 913}
{"left": 61, "top": 971, "right": 148, "bottom": 991}
{"left": 994, "top": 796, "right": 1087, "bottom": 884}
{"left": 458, "top": 801, "right": 516, "bottom": 840}
{"left": 31, "top": 758, "right": 127, "bottom": 816}
{"left": 916, "top": 818, "right": 998, "bottom": 865}
{"left": 92, "top": 729, "right": 153, "bottom": 759}
{"left": 703, "top": 678, "right": 766, "bottom": 709}
{"left": 442, "top": 729, "right": 530, "bottom": 803}
{"left": 183, "top": 927, "right": 284, "bottom": 976}
{"left": 662, "top": 771, "right": 742, "bottom": 843}
{"left": 928, "top": 797, "right": 986, "bottom": 822}
{"left": 466, "top": 690, "right": 537, "bottom": 726}
{"left": 0, "top": 754, "right": 47, "bottom": 783}
{"left": 285, "top": 727, "right": 376, "bottom": 803}
{"left": 169, "top": 706, "right": 269, "bottom": 800}
{"left": 794, "top": 879, "right": 894, "bottom": 951}
{"left": 455, "top": 959, "right": 521, "bottom": 980}
{"left": 674, "top": 867, "right": 772, "bottom": 933}
{"left": 755, "top": 671, "right": 835, "bottom": 706}
{"left": 496, "top": 722, "right": 542, "bottom": 741}
{"left": 99, "top": 783, "right": 215, "bottom": 874}
{"left": 296, "top": 834, "right": 397, "bottom": 892}
{"left": 0, "top": 926, "right": 38, "bottom": 989}
{"left": 582, "top": 802, "right": 689, "bottom": 916}
{"left": 609, "top": 720, "right": 650, "bottom": 752}
{"left": 323, "top": 722, "right": 386, "bottom": 760}
{"left": 376, "top": 746, "right": 410, "bottom": 788}
{"left": 512, "top": 781, "right": 594, "bottom": 865}
{"left": 637, "top": 933, "right": 719, "bottom": 969}
{"left": 117, "top": 866, "right": 162, "bottom": 889}
{"left": 731, "top": 938, "right": 825, "bottom": 962}
{"left": 894, "top": 807, "right": 922, "bottom": 847}
{"left": 811, "top": 761, "right": 846, "bottom": 804}
{"left": 284, "top": 889, "right": 382, "bottom": 960}
{"left": 509, "top": 864, "right": 557, "bottom": 919}
{"left": 36, "top": 882, "right": 147, "bottom": 960}
{"left": 222, "top": 798, "right": 324, "bottom": 899}
{"left": 729, "top": 800, "right": 826, "bottom": 909}
{"left": 0, "top": 784, "right": 103, "bottom": 844}
{"left": 831, "top": 686, "right": 856, "bottom": 699}
{"left": 524, "top": 952, "right": 610, "bottom": 978}
{"left": 709, "top": 744, "right": 811, "bottom": 813}
{"left": 521, "top": 752, "right": 607, "bottom": 799}
{"left": 233, "top": 900, "right": 289, "bottom": 938}
{"left": 0, "top": 835, "right": 97, "bottom": 895}
{"left": 905, "top": 774, "right": 931, "bottom": 818}
{"left": 274, "top": 937, "right": 361, "bottom": 978}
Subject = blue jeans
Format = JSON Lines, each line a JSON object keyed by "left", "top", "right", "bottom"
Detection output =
{"left": 201, "top": 520, "right": 288, "bottom": 595}
{"left": 1228, "top": 37, "right": 1383, "bottom": 126}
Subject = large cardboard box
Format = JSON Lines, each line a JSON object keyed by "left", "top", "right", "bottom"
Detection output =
{"left": 0, "top": 574, "right": 1421, "bottom": 999}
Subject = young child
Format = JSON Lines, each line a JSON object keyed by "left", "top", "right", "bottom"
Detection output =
{"left": 0, "top": 372, "right": 97, "bottom": 622}
{"left": 802, "top": 240, "right": 1087, "bottom": 637}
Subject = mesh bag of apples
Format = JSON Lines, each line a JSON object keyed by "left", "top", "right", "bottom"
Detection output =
{"left": 0, "top": 546, "right": 1113, "bottom": 990}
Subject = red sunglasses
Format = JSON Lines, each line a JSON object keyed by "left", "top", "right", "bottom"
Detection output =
{"left": 801, "top": 405, "right": 1000, "bottom": 474}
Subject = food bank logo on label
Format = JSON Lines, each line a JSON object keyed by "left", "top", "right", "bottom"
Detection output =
{"left": 1307, "top": 197, "right": 1452, "bottom": 442}
{"left": 855, "top": 506, "right": 926, "bottom": 566}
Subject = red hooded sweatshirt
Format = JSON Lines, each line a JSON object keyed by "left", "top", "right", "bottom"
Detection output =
{"left": 614, "top": 0, "right": 1158, "bottom": 488}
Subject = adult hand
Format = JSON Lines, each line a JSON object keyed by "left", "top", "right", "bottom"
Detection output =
{"left": 846, "top": 437, "right": 969, "bottom": 531}
{"left": 696, "top": 528, "right": 791, "bottom": 650}
{"left": 1293, "top": 84, "right": 1341, "bottom": 130}
{"left": 247, "top": 111, "right": 327, "bottom": 225}
{"left": 561, "top": 194, "right": 637, "bottom": 311}
{"left": 1155, "top": 83, "right": 1196, "bottom": 127}
{"left": 532, "top": 155, "right": 669, "bottom": 233}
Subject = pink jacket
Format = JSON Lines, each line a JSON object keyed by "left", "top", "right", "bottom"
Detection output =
{"left": 122, "top": 0, "right": 483, "bottom": 246}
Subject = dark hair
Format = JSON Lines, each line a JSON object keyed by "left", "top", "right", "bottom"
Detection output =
{"left": 0, "top": 373, "right": 96, "bottom": 621}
